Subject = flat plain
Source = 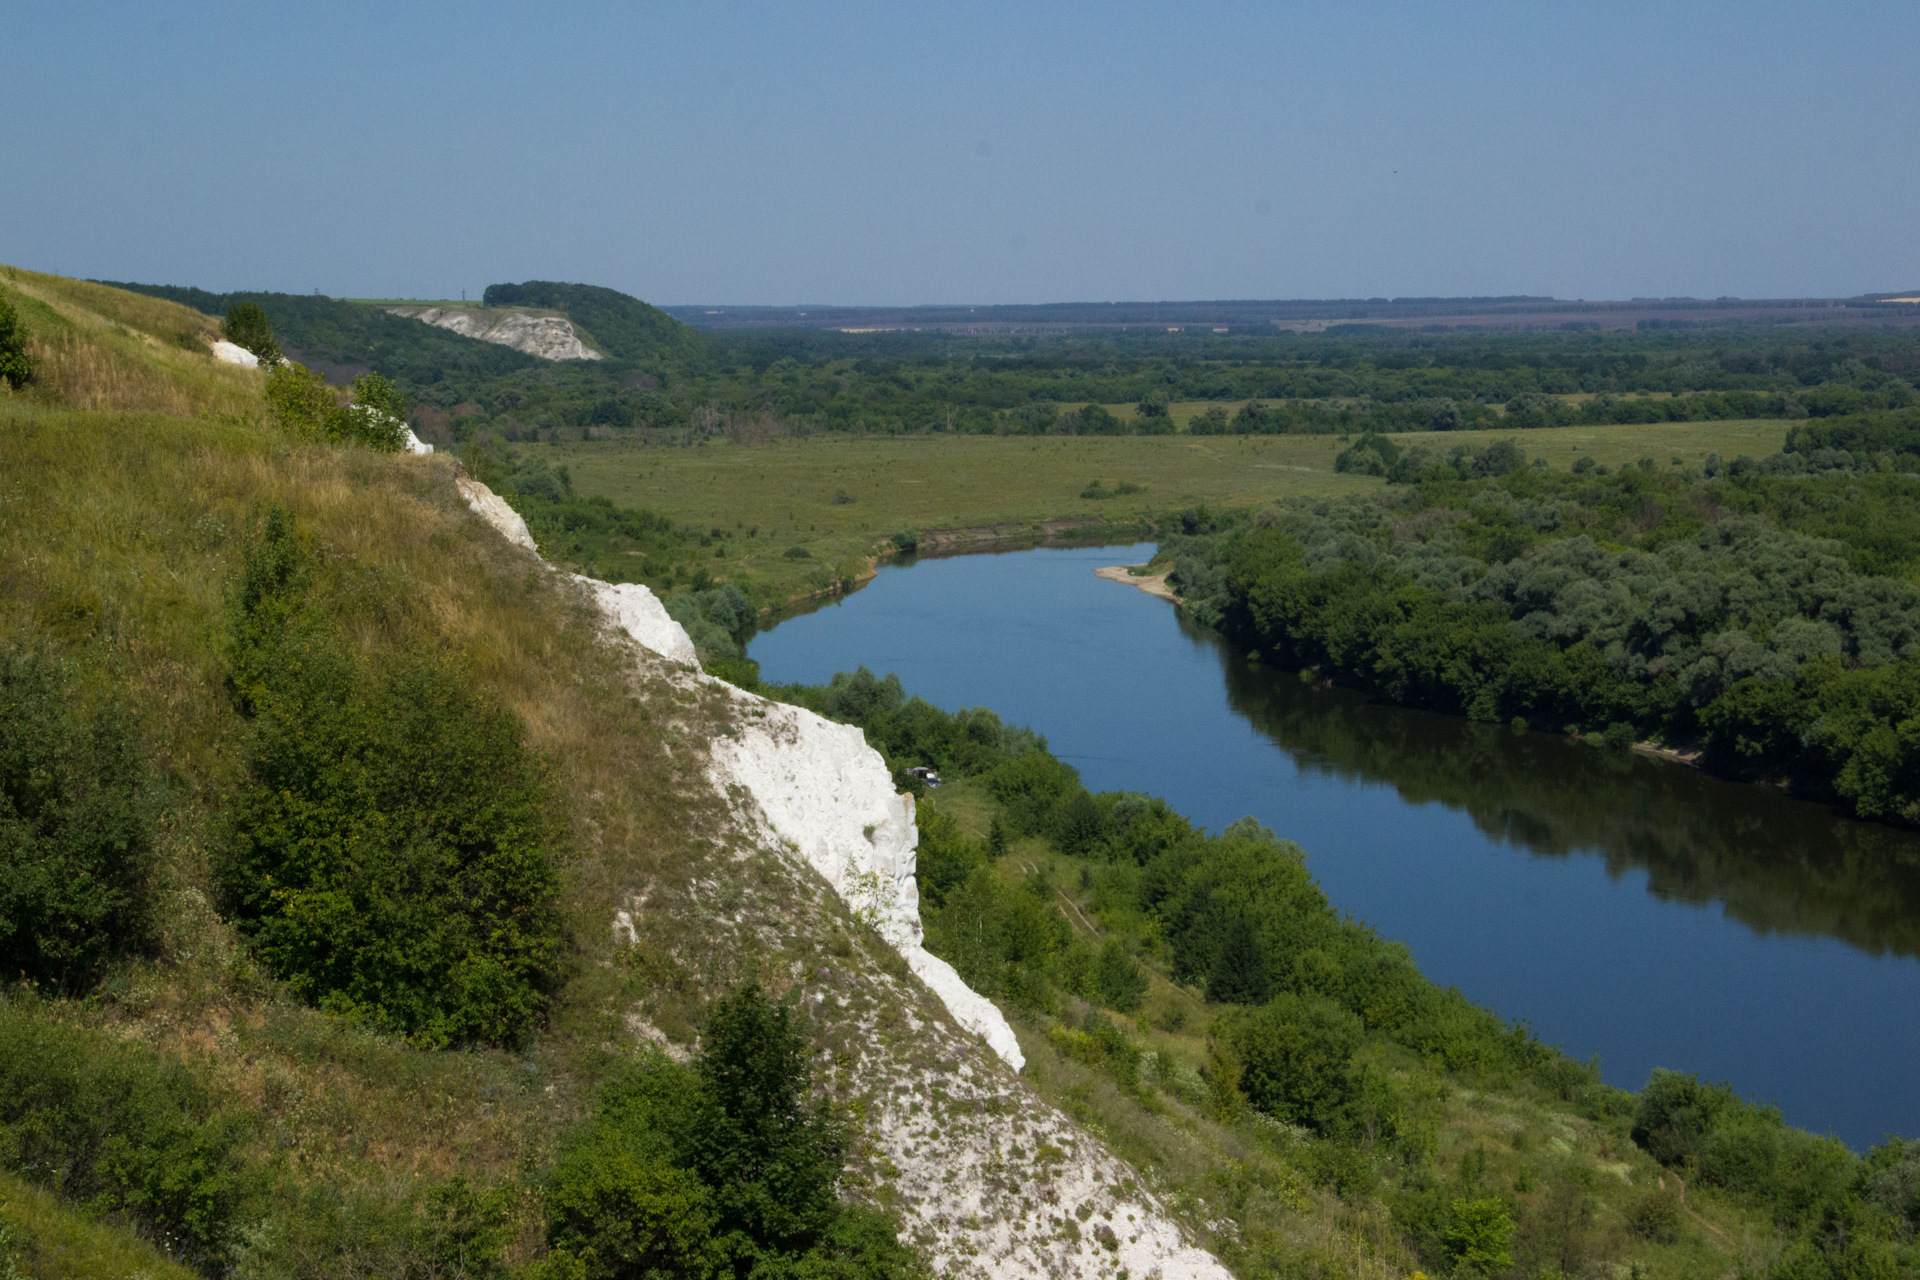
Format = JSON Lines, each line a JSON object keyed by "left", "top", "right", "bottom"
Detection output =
{"left": 550, "top": 418, "right": 1792, "bottom": 600}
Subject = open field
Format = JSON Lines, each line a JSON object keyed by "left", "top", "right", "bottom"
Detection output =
{"left": 550, "top": 418, "right": 1792, "bottom": 602}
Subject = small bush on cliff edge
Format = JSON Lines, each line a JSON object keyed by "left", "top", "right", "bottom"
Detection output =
{"left": 217, "top": 508, "right": 564, "bottom": 1047}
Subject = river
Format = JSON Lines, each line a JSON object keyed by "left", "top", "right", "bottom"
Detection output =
{"left": 748, "top": 542, "right": 1920, "bottom": 1149}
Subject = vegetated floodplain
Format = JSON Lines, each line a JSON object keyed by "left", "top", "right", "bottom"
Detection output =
{"left": 541, "top": 418, "right": 1787, "bottom": 606}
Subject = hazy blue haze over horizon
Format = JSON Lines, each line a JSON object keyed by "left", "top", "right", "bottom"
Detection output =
{"left": 4, "top": 2, "right": 1916, "bottom": 306}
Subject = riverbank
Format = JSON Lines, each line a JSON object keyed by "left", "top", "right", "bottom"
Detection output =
{"left": 1094, "top": 561, "right": 1179, "bottom": 600}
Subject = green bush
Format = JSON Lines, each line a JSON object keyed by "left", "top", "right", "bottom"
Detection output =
{"left": 1445, "top": 1197, "right": 1515, "bottom": 1277}
{"left": 0, "top": 1002, "right": 248, "bottom": 1269}
{"left": 0, "top": 292, "right": 32, "bottom": 389}
{"left": 1230, "top": 992, "right": 1365, "bottom": 1133}
{"left": 218, "top": 510, "right": 564, "bottom": 1047}
{"left": 263, "top": 362, "right": 403, "bottom": 451}
{"left": 220, "top": 302, "right": 281, "bottom": 365}
{"left": 0, "top": 644, "right": 157, "bottom": 992}
{"left": 545, "top": 985, "right": 925, "bottom": 1279}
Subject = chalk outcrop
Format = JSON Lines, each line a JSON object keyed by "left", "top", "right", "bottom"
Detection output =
{"left": 456, "top": 475, "right": 538, "bottom": 552}
{"left": 211, "top": 339, "right": 259, "bottom": 367}
{"left": 448, "top": 469, "right": 1227, "bottom": 1279}
{"left": 571, "top": 576, "right": 698, "bottom": 665}
{"left": 388, "top": 305, "right": 603, "bottom": 361}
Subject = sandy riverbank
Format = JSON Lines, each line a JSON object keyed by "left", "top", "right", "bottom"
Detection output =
{"left": 1095, "top": 563, "right": 1179, "bottom": 601}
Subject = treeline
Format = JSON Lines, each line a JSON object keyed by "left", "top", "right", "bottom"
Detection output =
{"left": 101, "top": 279, "right": 1920, "bottom": 441}
{"left": 1171, "top": 427, "right": 1920, "bottom": 822}
{"left": 763, "top": 666, "right": 1920, "bottom": 1279}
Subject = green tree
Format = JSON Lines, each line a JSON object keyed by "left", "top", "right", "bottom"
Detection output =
{"left": 221, "top": 302, "right": 280, "bottom": 364}
{"left": 1445, "top": 1197, "right": 1515, "bottom": 1277}
{"left": 0, "top": 644, "right": 157, "bottom": 992}
{"left": 1094, "top": 938, "right": 1147, "bottom": 1012}
{"left": 219, "top": 510, "right": 564, "bottom": 1047}
{"left": 0, "top": 291, "right": 32, "bottom": 388}
{"left": 1231, "top": 992, "right": 1364, "bottom": 1130}
{"left": 1206, "top": 917, "right": 1270, "bottom": 1004}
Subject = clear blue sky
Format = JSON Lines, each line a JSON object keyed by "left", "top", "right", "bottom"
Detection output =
{"left": 5, "top": 2, "right": 1915, "bottom": 305}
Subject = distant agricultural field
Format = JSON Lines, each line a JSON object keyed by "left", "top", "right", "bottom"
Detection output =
{"left": 549, "top": 418, "right": 1791, "bottom": 602}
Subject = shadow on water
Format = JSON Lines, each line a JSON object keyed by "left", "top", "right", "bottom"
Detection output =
{"left": 1192, "top": 611, "right": 1920, "bottom": 961}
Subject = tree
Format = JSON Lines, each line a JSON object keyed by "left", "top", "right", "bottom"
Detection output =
{"left": 1207, "top": 917, "right": 1270, "bottom": 1004}
{"left": 1446, "top": 1198, "right": 1515, "bottom": 1277}
{"left": 0, "top": 291, "right": 32, "bottom": 388}
{"left": 221, "top": 302, "right": 280, "bottom": 364}
{"left": 0, "top": 645, "right": 156, "bottom": 992}
{"left": 690, "top": 985, "right": 845, "bottom": 1261}
{"left": 1231, "top": 992, "right": 1364, "bottom": 1130}
{"left": 1094, "top": 939, "right": 1147, "bottom": 1012}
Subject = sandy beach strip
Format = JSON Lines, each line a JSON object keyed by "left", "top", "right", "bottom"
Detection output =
{"left": 1094, "top": 563, "right": 1178, "bottom": 601}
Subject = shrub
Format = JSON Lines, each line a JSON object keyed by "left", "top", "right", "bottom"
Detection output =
{"left": 0, "top": 292, "right": 33, "bottom": 388}
{"left": 0, "top": 644, "right": 157, "bottom": 992}
{"left": 1628, "top": 1189, "right": 1682, "bottom": 1243}
{"left": 219, "top": 510, "right": 564, "bottom": 1047}
{"left": 1231, "top": 992, "right": 1365, "bottom": 1132}
{"left": 1445, "top": 1197, "right": 1515, "bottom": 1276}
{"left": 263, "top": 362, "right": 403, "bottom": 451}
{"left": 545, "top": 985, "right": 926, "bottom": 1279}
{"left": 0, "top": 1003, "right": 248, "bottom": 1268}
{"left": 220, "top": 302, "right": 280, "bottom": 365}
{"left": 1094, "top": 939, "right": 1147, "bottom": 1013}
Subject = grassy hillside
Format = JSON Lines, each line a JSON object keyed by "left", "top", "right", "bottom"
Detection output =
{"left": 1, "top": 266, "right": 263, "bottom": 417}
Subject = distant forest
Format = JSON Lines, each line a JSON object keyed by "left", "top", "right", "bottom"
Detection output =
{"left": 106, "top": 280, "right": 1920, "bottom": 444}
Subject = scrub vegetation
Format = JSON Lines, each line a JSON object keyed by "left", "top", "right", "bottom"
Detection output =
{"left": 755, "top": 665, "right": 1920, "bottom": 1280}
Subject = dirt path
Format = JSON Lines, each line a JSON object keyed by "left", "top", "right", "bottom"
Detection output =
{"left": 1094, "top": 563, "right": 1178, "bottom": 601}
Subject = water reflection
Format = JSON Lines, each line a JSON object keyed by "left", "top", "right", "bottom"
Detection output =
{"left": 1197, "top": 611, "right": 1920, "bottom": 960}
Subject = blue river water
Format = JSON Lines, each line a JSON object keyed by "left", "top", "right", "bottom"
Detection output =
{"left": 749, "top": 542, "right": 1920, "bottom": 1149}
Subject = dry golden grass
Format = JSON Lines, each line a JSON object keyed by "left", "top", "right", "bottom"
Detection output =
{"left": 1, "top": 265, "right": 263, "bottom": 418}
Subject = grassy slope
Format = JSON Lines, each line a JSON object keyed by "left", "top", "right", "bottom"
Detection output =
{"left": 1, "top": 265, "right": 264, "bottom": 418}
{"left": 917, "top": 777, "right": 1772, "bottom": 1280}
{"left": 546, "top": 418, "right": 1790, "bottom": 605}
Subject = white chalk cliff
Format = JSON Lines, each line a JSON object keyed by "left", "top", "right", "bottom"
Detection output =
{"left": 451, "top": 469, "right": 1230, "bottom": 1280}
{"left": 389, "top": 305, "right": 604, "bottom": 361}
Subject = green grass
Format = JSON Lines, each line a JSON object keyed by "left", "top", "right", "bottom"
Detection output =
{"left": 546, "top": 419, "right": 1791, "bottom": 605}
{"left": 0, "top": 1170, "right": 202, "bottom": 1280}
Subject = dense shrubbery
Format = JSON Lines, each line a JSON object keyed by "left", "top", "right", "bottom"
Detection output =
{"left": 0, "top": 643, "right": 157, "bottom": 993}
{"left": 263, "top": 362, "right": 407, "bottom": 451}
{"left": 218, "top": 509, "right": 564, "bottom": 1047}
{"left": 0, "top": 1002, "right": 249, "bottom": 1269}
{"left": 1172, "top": 440, "right": 1920, "bottom": 820}
{"left": 544, "top": 984, "right": 923, "bottom": 1279}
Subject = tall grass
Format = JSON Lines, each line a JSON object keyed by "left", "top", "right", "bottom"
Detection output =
{"left": 0, "top": 266, "right": 262, "bottom": 418}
